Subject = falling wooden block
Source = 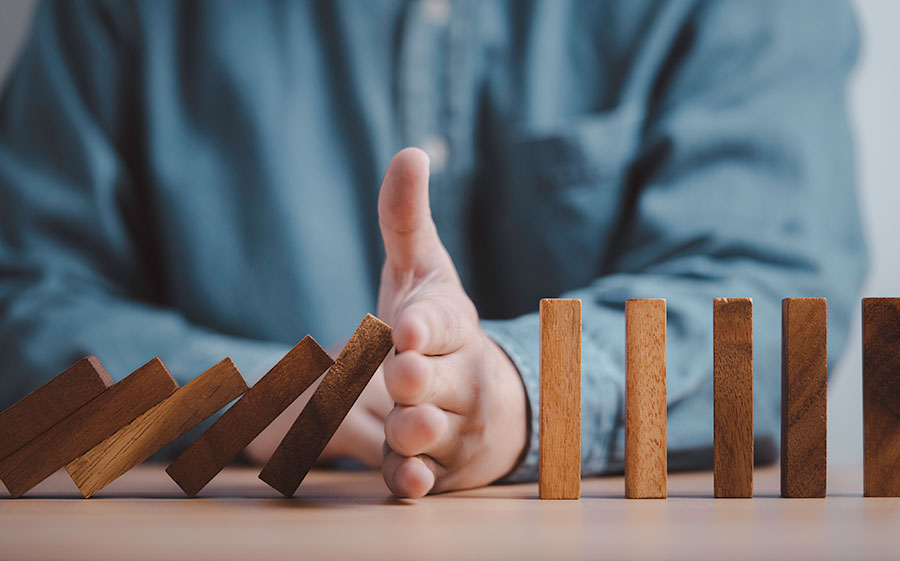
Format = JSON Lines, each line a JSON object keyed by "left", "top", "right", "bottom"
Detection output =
{"left": 862, "top": 297, "right": 900, "bottom": 497}
{"left": 166, "top": 336, "right": 333, "bottom": 496}
{"left": 781, "top": 298, "right": 827, "bottom": 498}
{"left": 713, "top": 298, "right": 753, "bottom": 498}
{"left": 625, "top": 299, "right": 667, "bottom": 499}
{"left": 259, "top": 314, "right": 393, "bottom": 497}
{"left": 0, "top": 356, "right": 113, "bottom": 461}
{"left": 0, "top": 358, "right": 177, "bottom": 498}
{"left": 539, "top": 298, "right": 582, "bottom": 500}
{"left": 66, "top": 358, "right": 248, "bottom": 498}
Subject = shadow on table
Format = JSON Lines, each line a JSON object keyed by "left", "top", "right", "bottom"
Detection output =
{"left": 265, "top": 495, "right": 412, "bottom": 509}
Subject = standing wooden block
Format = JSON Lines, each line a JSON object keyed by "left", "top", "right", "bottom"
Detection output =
{"left": 713, "top": 298, "right": 753, "bottom": 498}
{"left": 539, "top": 298, "right": 582, "bottom": 500}
{"left": 625, "top": 299, "right": 667, "bottom": 499}
{"left": 781, "top": 298, "right": 827, "bottom": 498}
{"left": 862, "top": 298, "right": 900, "bottom": 497}
{"left": 66, "top": 358, "right": 249, "bottom": 498}
{"left": 0, "top": 356, "right": 113, "bottom": 461}
{"left": 0, "top": 358, "right": 177, "bottom": 498}
{"left": 259, "top": 314, "right": 393, "bottom": 497}
{"left": 166, "top": 336, "right": 333, "bottom": 496}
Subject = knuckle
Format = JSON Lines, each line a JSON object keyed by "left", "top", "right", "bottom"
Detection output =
{"left": 385, "top": 353, "right": 429, "bottom": 403}
{"left": 384, "top": 410, "right": 416, "bottom": 455}
{"left": 385, "top": 406, "right": 442, "bottom": 456}
{"left": 412, "top": 405, "right": 444, "bottom": 441}
{"left": 408, "top": 409, "right": 433, "bottom": 436}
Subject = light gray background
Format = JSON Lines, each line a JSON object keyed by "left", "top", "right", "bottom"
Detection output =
{"left": 0, "top": 0, "right": 897, "bottom": 466}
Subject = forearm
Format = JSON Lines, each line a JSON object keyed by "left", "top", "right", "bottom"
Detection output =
{"left": 0, "top": 279, "right": 290, "bottom": 409}
{"left": 484, "top": 255, "right": 863, "bottom": 482}
{"left": 483, "top": 0, "right": 864, "bottom": 484}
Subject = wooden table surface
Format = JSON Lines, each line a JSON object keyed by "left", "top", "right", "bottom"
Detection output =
{"left": 1, "top": 464, "right": 897, "bottom": 561}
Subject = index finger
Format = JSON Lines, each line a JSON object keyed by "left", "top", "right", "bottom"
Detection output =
{"left": 393, "top": 296, "right": 471, "bottom": 356}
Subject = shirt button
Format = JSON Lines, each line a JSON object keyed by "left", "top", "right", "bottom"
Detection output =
{"left": 421, "top": 0, "right": 452, "bottom": 26}
{"left": 421, "top": 136, "right": 450, "bottom": 173}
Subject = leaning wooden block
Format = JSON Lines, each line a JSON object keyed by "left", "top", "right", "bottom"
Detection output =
{"left": 0, "top": 358, "right": 177, "bottom": 498}
{"left": 781, "top": 298, "right": 827, "bottom": 498}
{"left": 166, "top": 336, "right": 333, "bottom": 496}
{"left": 66, "top": 358, "right": 248, "bottom": 498}
{"left": 713, "top": 298, "right": 753, "bottom": 498}
{"left": 625, "top": 299, "right": 667, "bottom": 499}
{"left": 539, "top": 298, "right": 582, "bottom": 500}
{"left": 0, "top": 356, "right": 114, "bottom": 461}
{"left": 863, "top": 298, "right": 900, "bottom": 497}
{"left": 259, "top": 314, "right": 393, "bottom": 497}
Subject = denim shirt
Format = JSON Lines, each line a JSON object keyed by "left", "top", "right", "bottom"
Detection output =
{"left": 0, "top": 0, "right": 865, "bottom": 480}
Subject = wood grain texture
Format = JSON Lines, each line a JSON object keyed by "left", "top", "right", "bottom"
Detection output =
{"left": 259, "top": 314, "right": 393, "bottom": 497}
{"left": 862, "top": 297, "right": 900, "bottom": 497}
{"left": 539, "top": 298, "right": 582, "bottom": 500}
{"left": 0, "top": 358, "right": 177, "bottom": 498}
{"left": 713, "top": 298, "right": 753, "bottom": 498}
{"left": 0, "top": 356, "right": 113, "bottom": 461}
{"left": 3, "top": 465, "right": 898, "bottom": 561}
{"left": 625, "top": 299, "right": 667, "bottom": 499}
{"left": 166, "top": 336, "right": 333, "bottom": 496}
{"left": 66, "top": 358, "right": 248, "bottom": 498}
{"left": 781, "top": 298, "right": 827, "bottom": 498}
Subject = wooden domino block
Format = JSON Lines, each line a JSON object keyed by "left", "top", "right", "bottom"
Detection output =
{"left": 0, "top": 358, "right": 177, "bottom": 498}
{"left": 166, "top": 336, "right": 334, "bottom": 496}
{"left": 66, "top": 358, "right": 248, "bottom": 498}
{"left": 781, "top": 298, "right": 827, "bottom": 498}
{"left": 0, "top": 356, "right": 113, "bottom": 461}
{"left": 862, "top": 298, "right": 900, "bottom": 497}
{"left": 539, "top": 298, "right": 582, "bottom": 500}
{"left": 259, "top": 314, "right": 393, "bottom": 497}
{"left": 713, "top": 298, "right": 753, "bottom": 498}
{"left": 625, "top": 299, "right": 667, "bottom": 499}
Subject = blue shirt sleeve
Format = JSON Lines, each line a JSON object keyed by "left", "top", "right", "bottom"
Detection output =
{"left": 0, "top": 1, "right": 289, "bottom": 401}
{"left": 486, "top": 0, "right": 866, "bottom": 482}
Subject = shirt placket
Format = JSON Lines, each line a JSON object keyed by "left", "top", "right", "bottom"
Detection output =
{"left": 398, "top": 0, "right": 476, "bottom": 283}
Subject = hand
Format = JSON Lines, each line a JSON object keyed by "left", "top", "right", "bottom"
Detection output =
{"left": 376, "top": 148, "right": 529, "bottom": 498}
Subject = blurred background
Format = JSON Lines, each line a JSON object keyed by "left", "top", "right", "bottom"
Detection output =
{"left": 0, "top": 0, "right": 897, "bottom": 468}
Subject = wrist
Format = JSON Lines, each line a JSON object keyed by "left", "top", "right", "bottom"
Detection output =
{"left": 484, "top": 334, "right": 530, "bottom": 481}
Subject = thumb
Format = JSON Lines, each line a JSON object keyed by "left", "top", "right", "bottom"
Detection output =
{"left": 378, "top": 147, "right": 449, "bottom": 272}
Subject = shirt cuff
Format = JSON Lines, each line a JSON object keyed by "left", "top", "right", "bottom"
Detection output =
{"left": 481, "top": 312, "right": 624, "bottom": 483}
